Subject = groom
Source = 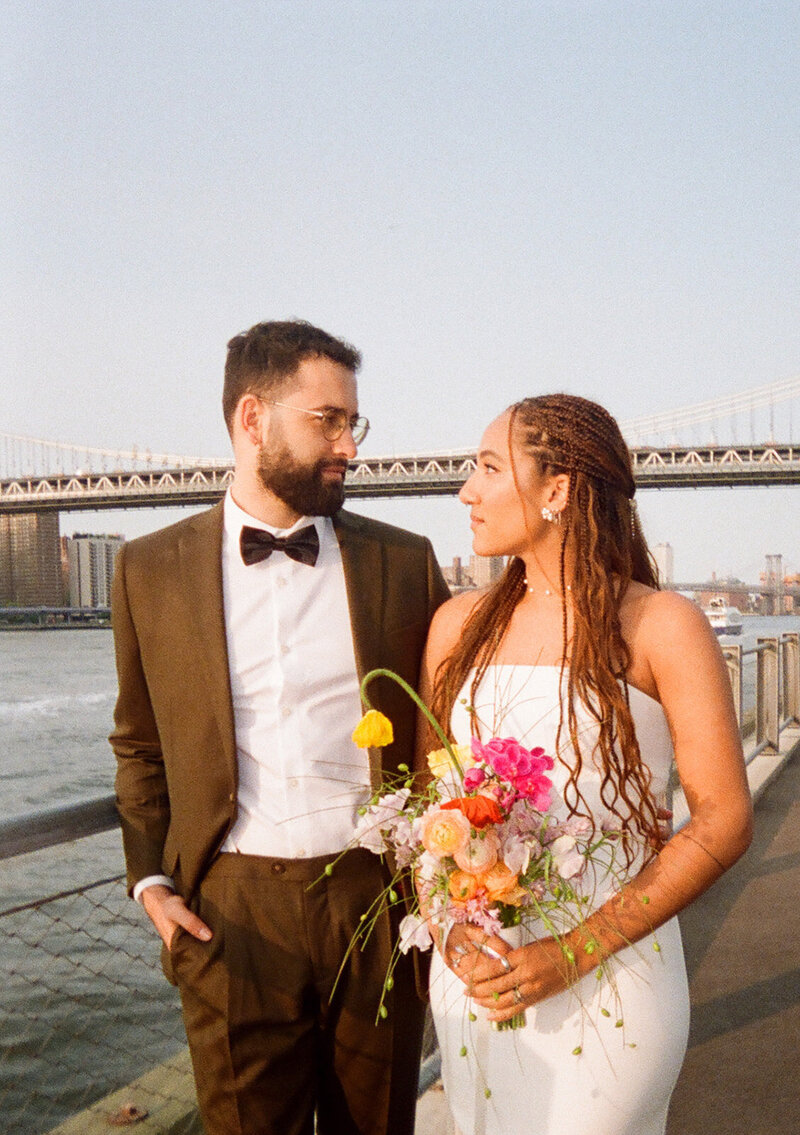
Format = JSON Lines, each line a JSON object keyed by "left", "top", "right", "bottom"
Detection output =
{"left": 110, "top": 319, "right": 449, "bottom": 1135}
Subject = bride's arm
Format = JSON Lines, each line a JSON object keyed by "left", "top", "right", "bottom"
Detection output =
{"left": 468, "top": 591, "right": 754, "bottom": 1021}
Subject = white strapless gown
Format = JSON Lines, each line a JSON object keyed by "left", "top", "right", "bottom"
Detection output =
{"left": 429, "top": 666, "right": 690, "bottom": 1135}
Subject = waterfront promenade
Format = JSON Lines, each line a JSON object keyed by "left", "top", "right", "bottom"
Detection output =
{"left": 416, "top": 731, "right": 800, "bottom": 1135}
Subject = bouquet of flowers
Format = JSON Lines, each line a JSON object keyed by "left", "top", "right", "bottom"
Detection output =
{"left": 348, "top": 669, "right": 629, "bottom": 1033}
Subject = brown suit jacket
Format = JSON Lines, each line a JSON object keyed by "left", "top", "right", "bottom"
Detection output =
{"left": 110, "top": 502, "right": 450, "bottom": 901}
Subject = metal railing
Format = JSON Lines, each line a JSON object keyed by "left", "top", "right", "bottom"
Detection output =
{"left": 721, "top": 633, "right": 800, "bottom": 760}
{"left": 1, "top": 632, "right": 798, "bottom": 1133}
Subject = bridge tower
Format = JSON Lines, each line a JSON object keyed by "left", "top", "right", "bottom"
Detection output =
{"left": 764, "top": 554, "right": 785, "bottom": 616}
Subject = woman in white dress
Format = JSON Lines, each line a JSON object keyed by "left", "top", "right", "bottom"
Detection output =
{"left": 419, "top": 395, "right": 753, "bottom": 1135}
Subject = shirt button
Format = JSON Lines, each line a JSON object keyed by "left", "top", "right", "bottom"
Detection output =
{"left": 281, "top": 644, "right": 289, "bottom": 656}
{"left": 288, "top": 778, "right": 298, "bottom": 789}
{"left": 297, "top": 848, "right": 307, "bottom": 858}
{"left": 276, "top": 577, "right": 287, "bottom": 588}
{"left": 282, "top": 706, "right": 291, "bottom": 718}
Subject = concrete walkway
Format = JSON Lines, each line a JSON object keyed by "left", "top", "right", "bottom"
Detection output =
{"left": 415, "top": 735, "right": 800, "bottom": 1135}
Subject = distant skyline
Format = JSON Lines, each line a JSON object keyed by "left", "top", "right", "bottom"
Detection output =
{"left": 4, "top": 1, "right": 799, "bottom": 580}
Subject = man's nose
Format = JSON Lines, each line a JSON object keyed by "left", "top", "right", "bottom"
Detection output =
{"left": 332, "top": 426, "right": 358, "bottom": 459}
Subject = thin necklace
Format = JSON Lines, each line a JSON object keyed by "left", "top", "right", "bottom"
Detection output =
{"left": 523, "top": 577, "right": 572, "bottom": 597}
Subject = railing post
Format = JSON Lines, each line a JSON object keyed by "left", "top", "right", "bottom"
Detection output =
{"left": 756, "top": 638, "right": 780, "bottom": 754}
{"left": 782, "top": 632, "right": 800, "bottom": 725}
{"left": 722, "top": 644, "right": 742, "bottom": 729}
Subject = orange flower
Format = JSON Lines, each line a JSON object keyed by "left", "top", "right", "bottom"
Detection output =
{"left": 441, "top": 795, "right": 503, "bottom": 829}
{"left": 483, "top": 862, "right": 527, "bottom": 905}
{"left": 419, "top": 807, "right": 472, "bottom": 859}
{"left": 448, "top": 869, "right": 482, "bottom": 902}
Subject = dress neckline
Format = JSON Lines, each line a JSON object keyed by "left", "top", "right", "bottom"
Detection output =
{"left": 475, "top": 662, "right": 664, "bottom": 711}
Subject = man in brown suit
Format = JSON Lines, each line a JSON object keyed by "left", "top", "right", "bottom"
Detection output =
{"left": 110, "top": 320, "right": 449, "bottom": 1135}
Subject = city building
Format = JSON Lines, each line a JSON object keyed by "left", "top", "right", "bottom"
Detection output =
{"left": 469, "top": 555, "right": 505, "bottom": 588}
{"left": 0, "top": 512, "right": 64, "bottom": 606}
{"left": 652, "top": 542, "right": 674, "bottom": 585}
{"left": 64, "top": 533, "right": 125, "bottom": 608}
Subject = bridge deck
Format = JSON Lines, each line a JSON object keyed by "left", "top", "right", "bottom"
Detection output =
{"left": 416, "top": 739, "right": 800, "bottom": 1135}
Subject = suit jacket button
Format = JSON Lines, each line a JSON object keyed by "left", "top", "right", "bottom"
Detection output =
{"left": 228, "top": 793, "right": 234, "bottom": 803}
{"left": 271, "top": 862, "right": 286, "bottom": 875}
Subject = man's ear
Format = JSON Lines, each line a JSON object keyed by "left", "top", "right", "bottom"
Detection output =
{"left": 237, "top": 393, "right": 266, "bottom": 448}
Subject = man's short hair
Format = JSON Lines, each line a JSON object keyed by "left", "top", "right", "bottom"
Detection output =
{"left": 223, "top": 320, "right": 362, "bottom": 433}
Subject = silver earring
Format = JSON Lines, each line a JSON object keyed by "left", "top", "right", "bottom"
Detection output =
{"left": 541, "top": 506, "right": 561, "bottom": 525}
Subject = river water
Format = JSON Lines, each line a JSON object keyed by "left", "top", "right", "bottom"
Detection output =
{"left": 0, "top": 615, "right": 798, "bottom": 1132}
{"left": 2, "top": 614, "right": 799, "bottom": 818}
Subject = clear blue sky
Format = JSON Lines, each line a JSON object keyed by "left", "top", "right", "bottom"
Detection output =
{"left": 3, "top": 1, "right": 799, "bottom": 582}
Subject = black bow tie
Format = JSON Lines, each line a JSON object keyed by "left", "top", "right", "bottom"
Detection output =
{"left": 240, "top": 524, "right": 320, "bottom": 567}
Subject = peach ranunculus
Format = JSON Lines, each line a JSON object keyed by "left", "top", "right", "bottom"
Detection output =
{"left": 419, "top": 806, "right": 471, "bottom": 859}
{"left": 482, "top": 861, "right": 528, "bottom": 906}
{"left": 448, "top": 869, "right": 482, "bottom": 902}
{"left": 453, "top": 828, "right": 500, "bottom": 875}
{"left": 426, "top": 743, "right": 475, "bottom": 779}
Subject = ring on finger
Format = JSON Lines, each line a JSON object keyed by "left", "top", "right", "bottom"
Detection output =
{"left": 453, "top": 944, "right": 469, "bottom": 957}
{"left": 499, "top": 956, "right": 511, "bottom": 973}
{"left": 513, "top": 987, "right": 524, "bottom": 1004}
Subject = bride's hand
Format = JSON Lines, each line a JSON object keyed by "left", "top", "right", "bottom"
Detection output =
{"left": 466, "top": 934, "right": 576, "bottom": 1021}
{"left": 440, "top": 923, "right": 490, "bottom": 972}
{"left": 444, "top": 924, "right": 515, "bottom": 982}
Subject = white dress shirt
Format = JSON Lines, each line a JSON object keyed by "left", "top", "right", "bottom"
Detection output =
{"left": 134, "top": 490, "right": 370, "bottom": 899}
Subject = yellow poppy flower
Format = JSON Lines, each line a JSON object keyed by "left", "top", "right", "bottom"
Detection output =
{"left": 352, "top": 709, "right": 394, "bottom": 748}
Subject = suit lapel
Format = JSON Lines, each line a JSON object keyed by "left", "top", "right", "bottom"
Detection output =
{"left": 177, "top": 503, "right": 238, "bottom": 785}
{"left": 334, "top": 511, "right": 386, "bottom": 788}
{"left": 334, "top": 510, "right": 385, "bottom": 682}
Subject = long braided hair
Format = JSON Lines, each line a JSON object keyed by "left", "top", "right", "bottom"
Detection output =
{"left": 431, "top": 394, "right": 662, "bottom": 859}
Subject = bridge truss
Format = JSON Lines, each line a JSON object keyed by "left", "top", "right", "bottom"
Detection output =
{"left": 1, "top": 441, "right": 800, "bottom": 514}
{"left": 2, "top": 375, "right": 799, "bottom": 512}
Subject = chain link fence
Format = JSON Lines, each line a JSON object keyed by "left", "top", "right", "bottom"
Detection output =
{"left": 0, "top": 829, "right": 191, "bottom": 1134}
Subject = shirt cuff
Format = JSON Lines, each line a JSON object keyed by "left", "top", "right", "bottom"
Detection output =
{"left": 133, "top": 875, "right": 175, "bottom": 903}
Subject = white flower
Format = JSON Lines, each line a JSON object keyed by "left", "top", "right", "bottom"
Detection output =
{"left": 501, "top": 834, "right": 531, "bottom": 875}
{"left": 354, "top": 789, "right": 411, "bottom": 854}
{"left": 550, "top": 834, "right": 586, "bottom": 880}
{"left": 398, "top": 912, "right": 433, "bottom": 954}
{"left": 415, "top": 850, "right": 441, "bottom": 885}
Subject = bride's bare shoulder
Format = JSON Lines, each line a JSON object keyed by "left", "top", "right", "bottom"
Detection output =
{"left": 426, "top": 588, "right": 487, "bottom": 661}
{"left": 623, "top": 583, "right": 713, "bottom": 651}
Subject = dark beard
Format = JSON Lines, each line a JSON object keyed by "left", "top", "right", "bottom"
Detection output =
{"left": 257, "top": 443, "right": 348, "bottom": 518}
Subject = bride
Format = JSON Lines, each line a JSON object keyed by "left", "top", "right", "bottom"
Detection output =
{"left": 419, "top": 394, "right": 752, "bottom": 1135}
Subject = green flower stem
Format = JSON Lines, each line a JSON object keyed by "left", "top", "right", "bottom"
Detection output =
{"left": 359, "top": 667, "right": 464, "bottom": 777}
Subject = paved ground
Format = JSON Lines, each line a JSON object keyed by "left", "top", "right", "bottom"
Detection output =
{"left": 666, "top": 743, "right": 800, "bottom": 1135}
{"left": 416, "top": 740, "right": 800, "bottom": 1135}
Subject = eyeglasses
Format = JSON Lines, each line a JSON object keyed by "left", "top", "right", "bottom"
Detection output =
{"left": 265, "top": 400, "right": 370, "bottom": 445}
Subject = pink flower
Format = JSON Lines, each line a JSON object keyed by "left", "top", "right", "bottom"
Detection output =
{"left": 463, "top": 766, "right": 486, "bottom": 792}
{"left": 471, "top": 736, "right": 554, "bottom": 810}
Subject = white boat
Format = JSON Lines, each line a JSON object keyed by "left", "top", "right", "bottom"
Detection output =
{"left": 703, "top": 596, "right": 744, "bottom": 635}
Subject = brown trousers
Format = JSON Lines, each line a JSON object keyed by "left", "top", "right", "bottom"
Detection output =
{"left": 170, "top": 850, "right": 425, "bottom": 1135}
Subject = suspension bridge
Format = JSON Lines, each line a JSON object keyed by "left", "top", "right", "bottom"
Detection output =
{"left": 1, "top": 376, "right": 799, "bottom": 513}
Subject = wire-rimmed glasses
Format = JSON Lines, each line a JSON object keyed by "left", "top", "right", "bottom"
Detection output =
{"left": 265, "top": 400, "right": 370, "bottom": 445}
